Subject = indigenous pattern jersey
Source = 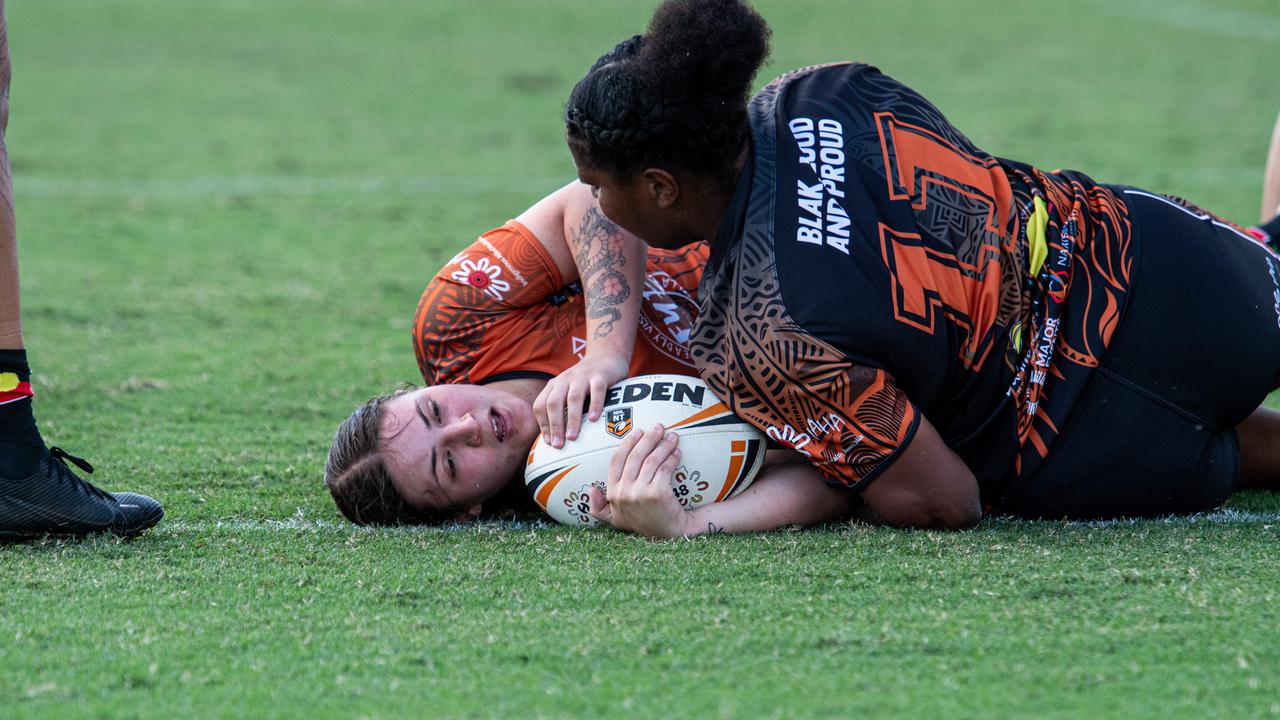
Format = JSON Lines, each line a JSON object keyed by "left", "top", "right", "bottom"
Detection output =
{"left": 691, "top": 62, "right": 1142, "bottom": 498}
{"left": 415, "top": 220, "right": 707, "bottom": 386}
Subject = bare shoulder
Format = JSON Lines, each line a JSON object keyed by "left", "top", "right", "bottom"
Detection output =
{"left": 515, "top": 183, "right": 572, "bottom": 241}
{"left": 514, "top": 182, "right": 588, "bottom": 282}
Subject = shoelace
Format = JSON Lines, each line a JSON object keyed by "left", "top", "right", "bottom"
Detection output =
{"left": 48, "top": 446, "right": 113, "bottom": 501}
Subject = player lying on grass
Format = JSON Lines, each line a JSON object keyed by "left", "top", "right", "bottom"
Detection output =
{"left": 324, "top": 181, "right": 862, "bottom": 534}
{"left": 0, "top": 0, "right": 163, "bottom": 540}
{"left": 555, "top": 0, "right": 1280, "bottom": 532}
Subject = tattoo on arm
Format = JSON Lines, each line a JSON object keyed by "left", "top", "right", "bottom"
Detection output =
{"left": 571, "top": 207, "right": 631, "bottom": 340}
{"left": 706, "top": 522, "right": 726, "bottom": 536}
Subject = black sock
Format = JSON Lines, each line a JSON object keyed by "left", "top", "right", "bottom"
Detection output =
{"left": 0, "top": 348, "right": 48, "bottom": 476}
{"left": 1257, "top": 214, "right": 1280, "bottom": 244}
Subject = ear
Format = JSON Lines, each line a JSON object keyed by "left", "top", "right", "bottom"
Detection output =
{"left": 449, "top": 505, "right": 483, "bottom": 523}
{"left": 642, "top": 167, "right": 680, "bottom": 209}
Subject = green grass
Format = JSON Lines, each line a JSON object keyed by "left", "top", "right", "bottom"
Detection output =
{"left": 1, "top": 0, "right": 1278, "bottom": 717}
{"left": 3, "top": 520, "right": 1279, "bottom": 719}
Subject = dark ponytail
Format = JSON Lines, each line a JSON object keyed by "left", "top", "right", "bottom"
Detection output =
{"left": 565, "top": 0, "right": 771, "bottom": 185}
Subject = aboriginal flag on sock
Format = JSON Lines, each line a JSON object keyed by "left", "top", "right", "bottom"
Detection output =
{"left": 0, "top": 348, "right": 33, "bottom": 406}
{"left": 0, "top": 349, "right": 44, "bottom": 472}
{"left": 0, "top": 373, "right": 32, "bottom": 405}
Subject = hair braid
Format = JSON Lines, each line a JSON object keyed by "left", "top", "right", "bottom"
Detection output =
{"left": 565, "top": 0, "right": 770, "bottom": 183}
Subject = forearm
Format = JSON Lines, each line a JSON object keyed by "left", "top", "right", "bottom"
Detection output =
{"left": 515, "top": 182, "right": 646, "bottom": 357}
{"left": 526, "top": 183, "right": 646, "bottom": 445}
{"left": 565, "top": 189, "right": 645, "bottom": 360}
{"left": 681, "top": 461, "right": 860, "bottom": 537}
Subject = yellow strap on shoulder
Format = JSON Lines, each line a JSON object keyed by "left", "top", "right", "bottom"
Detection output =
{"left": 1027, "top": 196, "right": 1049, "bottom": 277}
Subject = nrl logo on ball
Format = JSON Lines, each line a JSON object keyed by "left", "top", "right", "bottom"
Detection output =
{"left": 605, "top": 407, "right": 633, "bottom": 438}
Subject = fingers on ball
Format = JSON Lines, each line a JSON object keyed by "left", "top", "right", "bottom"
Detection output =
{"left": 587, "top": 377, "right": 608, "bottom": 421}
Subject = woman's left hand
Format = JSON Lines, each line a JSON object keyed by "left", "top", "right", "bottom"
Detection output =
{"left": 587, "top": 424, "right": 688, "bottom": 538}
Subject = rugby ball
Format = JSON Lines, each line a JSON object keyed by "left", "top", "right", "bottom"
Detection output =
{"left": 525, "top": 374, "right": 766, "bottom": 526}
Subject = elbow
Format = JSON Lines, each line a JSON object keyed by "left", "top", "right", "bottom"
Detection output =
{"left": 867, "top": 481, "right": 983, "bottom": 531}
{"left": 933, "top": 498, "right": 982, "bottom": 530}
{"left": 928, "top": 474, "right": 983, "bottom": 530}
{"left": 867, "top": 490, "right": 982, "bottom": 530}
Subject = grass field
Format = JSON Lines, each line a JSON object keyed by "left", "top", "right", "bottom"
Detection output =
{"left": 1, "top": 1, "right": 1278, "bottom": 718}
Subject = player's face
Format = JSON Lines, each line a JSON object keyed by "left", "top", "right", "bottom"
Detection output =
{"left": 379, "top": 385, "right": 539, "bottom": 515}
{"left": 573, "top": 155, "right": 697, "bottom": 250}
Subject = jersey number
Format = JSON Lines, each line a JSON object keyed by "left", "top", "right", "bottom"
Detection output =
{"left": 875, "top": 112, "right": 1011, "bottom": 371}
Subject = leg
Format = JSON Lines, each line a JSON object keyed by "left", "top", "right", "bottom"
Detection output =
{"left": 0, "top": 0, "right": 17, "bottom": 348}
{"left": 1101, "top": 189, "right": 1280, "bottom": 508}
{"left": 1003, "top": 187, "right": 1280, "bottom": 519}
{"left": 1252, "top": 112, "right": 1280, "bottom": 247}
{"left": 1239, "top": 117, "right": 1280, "bottom": 491}
{"left": 0, "top": 0, "right": 39, "bottom": 465}
{"left": 0, "top": 2, "right": 162, "bottom": 539}
{"left": 1263, "top": 110, "right": 1280, "bottom": 224}
{"left": 1236, "top": 406, "right": 1280, "bottom": 490}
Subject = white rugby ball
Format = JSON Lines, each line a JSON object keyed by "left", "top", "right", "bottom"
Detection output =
{"left": 525, "top": 374, "right": 766, "bottom": 526}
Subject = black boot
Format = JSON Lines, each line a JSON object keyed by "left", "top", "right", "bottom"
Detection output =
{"left": 0, "top": 445, "right": 164, "bottom": 539}
{"left": 0, "top": 349, "right": 163, "bottom": 539}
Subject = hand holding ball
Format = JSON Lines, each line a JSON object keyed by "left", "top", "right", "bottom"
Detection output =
{"left": 524, "top": 374, "right": 765, "bottom": 526}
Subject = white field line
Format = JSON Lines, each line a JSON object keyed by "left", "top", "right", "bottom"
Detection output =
{"left": 12, "top": 166, "right": 1264, "bottom": 201}
{"left": 160, "top": 516, "right": 554, "bottom": 534}
{"left": 1090, "top": 0, "right": 1280, "bottom": 42}
{"left": 14, "top": 174, "right": 567, "bottom": 200}
{"left": 1009, "top": 508, "right": 1280, "bottom": 527}
{"left": 156, "top": 507, "right": 1280, "bottom": 534}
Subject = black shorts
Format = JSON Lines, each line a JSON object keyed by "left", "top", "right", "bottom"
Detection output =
{"left": 999, "top": 188, "right": 1280, "bottom": 519}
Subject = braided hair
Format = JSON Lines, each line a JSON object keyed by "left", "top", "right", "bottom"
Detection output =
{"left": 565, "top": 0, "right": 771, "bottom": 186}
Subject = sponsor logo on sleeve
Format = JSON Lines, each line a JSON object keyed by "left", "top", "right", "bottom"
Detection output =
{"left": 477, "top": 237, "right": 529, "bottom": 288}
{"left": 451, "top": 257, "right": 511, "bottom": 301}
{"left": 767, "top": 413, "right": 854, "bottom": 459}
{"left": 767, "top": 423, "right": 813, "bottom": 456}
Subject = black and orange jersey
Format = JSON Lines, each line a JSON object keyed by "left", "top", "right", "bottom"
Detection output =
{"left": 414, "top": 220, "right": 708, "bottom": 386}
{"left": 691, "top": 62, "right": 1142, "bottom": 497}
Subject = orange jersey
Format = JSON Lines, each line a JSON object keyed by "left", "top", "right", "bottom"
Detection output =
{"left": 414, "top": 221, "right": 708, "bottom": 386}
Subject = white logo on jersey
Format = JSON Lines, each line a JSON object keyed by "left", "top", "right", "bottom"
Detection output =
{"left": 767, "top": 424, "right": 813, "bottom": 456}
{"left": 1267, "top": 257, "right": 1280, "bottom": 329}
{"left": 806, "top": 412, "right": 846, "bottom": 440}
{"left": 638, "top": 269, "right": 697, "bottom": 366}
{"left": 789, "top": 117, "right": 851, "bottom": 255}
{"left": 451, "top": 257, "right": 511, "bottom": 301}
